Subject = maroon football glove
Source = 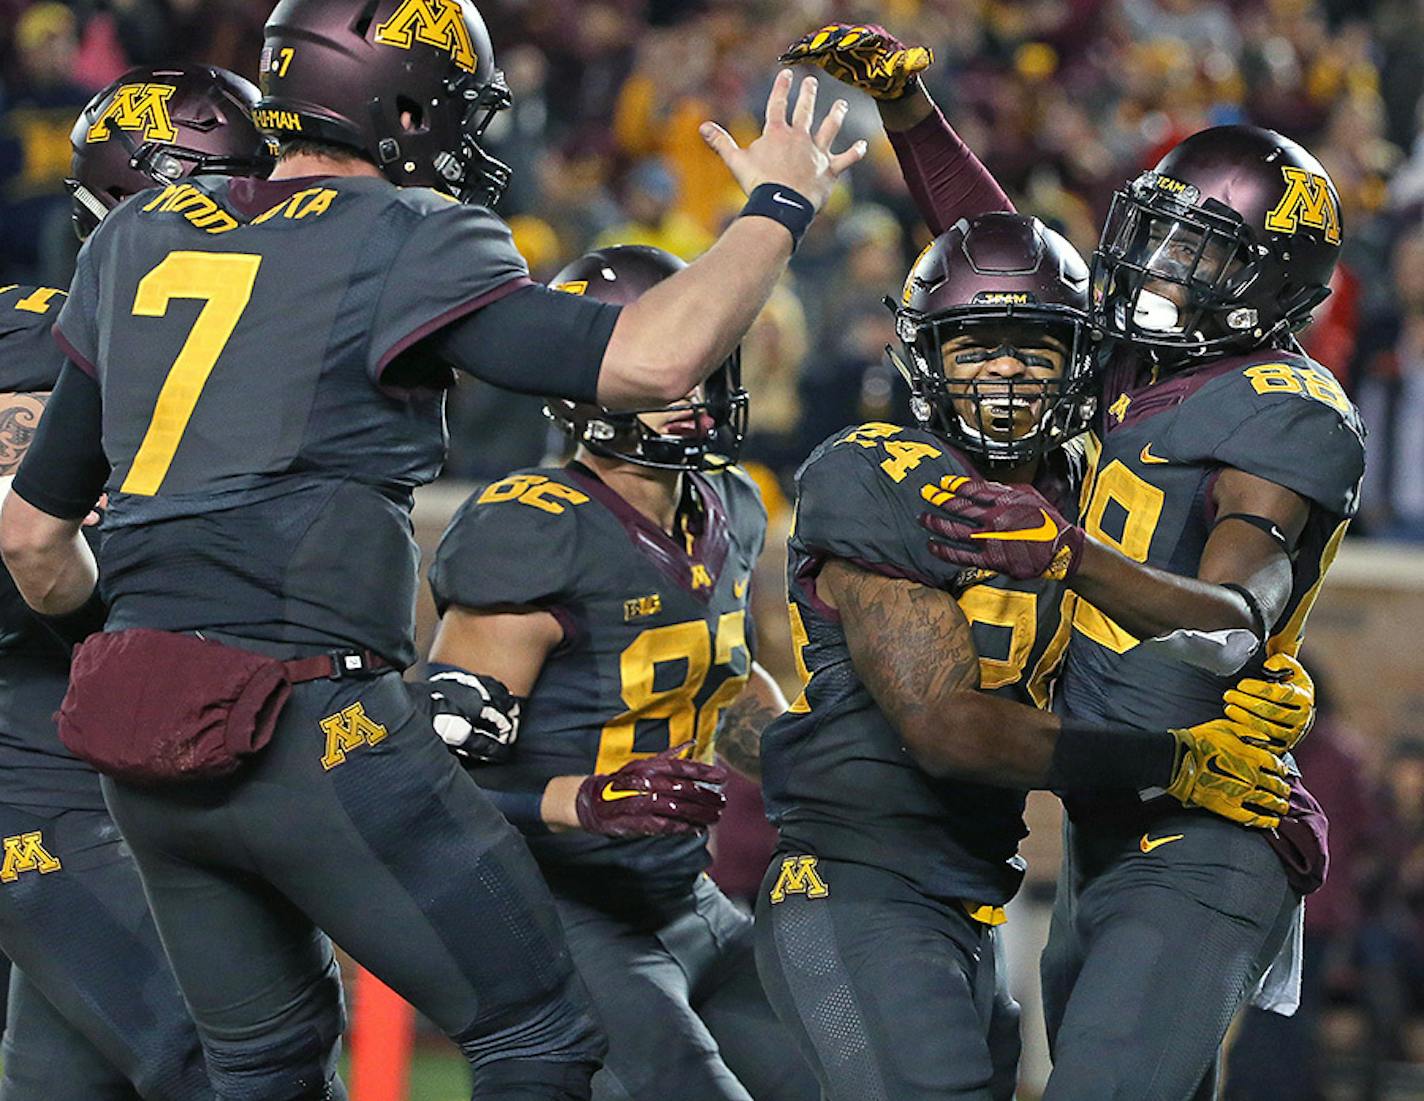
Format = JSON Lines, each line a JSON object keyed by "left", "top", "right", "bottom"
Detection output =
{"left": 919, "top": 478, "right": 1086, "bottom": 581}
{"left": 575, "top": 743, "right": 727, "bottom": 838}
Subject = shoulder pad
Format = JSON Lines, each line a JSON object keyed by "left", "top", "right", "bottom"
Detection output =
{"left": 429, "top": 468, "right": 590, "bottom": 613}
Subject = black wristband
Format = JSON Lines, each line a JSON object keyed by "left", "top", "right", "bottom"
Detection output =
{"left": 1045, "top": 721, "right": 1178, "bottom": 793}
{"left": 37, "top": 587, "right": 107, "bottom": 649}
{"left": 1214, "top": 512, "right": 1295, "bottom": 554}
{"left": 483, "top": 789, "right": 550, "bottom": 835}
{"left": 738, "top": 184, "right": 815, "bottom": 250}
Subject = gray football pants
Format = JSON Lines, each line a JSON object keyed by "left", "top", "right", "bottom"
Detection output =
{"left": 1040, "top": 810, "right": 1299, "bottom": 1101}
{"left": 755, "top": 852, "right": 1021, "bottom": 1101}
{"left": 553, "top": 873, "right": 817, "bottom": 1101}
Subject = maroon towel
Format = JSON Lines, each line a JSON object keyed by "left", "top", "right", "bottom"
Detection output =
{"left": 1267, "top": 773, "right": 1330, "bottom": 896}
{"left": 59, "top": 628, "right": 292, "bottom": 784}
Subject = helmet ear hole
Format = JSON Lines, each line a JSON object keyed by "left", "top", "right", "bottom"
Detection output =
{"left": 397, "top": 98, "right": 427, "bottom": 134}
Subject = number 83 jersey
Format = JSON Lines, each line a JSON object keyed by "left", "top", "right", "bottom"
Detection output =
{"left": 761, "top": 423, "right": 1080, "bottom": 908}
{"left": 429, "top": 461, "right": 767, "bottom": 911}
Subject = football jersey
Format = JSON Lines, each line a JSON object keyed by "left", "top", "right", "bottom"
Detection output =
{"left": 53, "top": 174, "right": 534, "bottom": 668}
{"left": 1060, "top": 348, "right": 1366, "bottom": 825}
{"left": 429, "top": 461, "right": 767, "bottom": 912}
{"left": 761, "top": 423, "right": 1080, "bottom": 906}
{"left": 0, "top": 284, "right": 104, "bottom": 811}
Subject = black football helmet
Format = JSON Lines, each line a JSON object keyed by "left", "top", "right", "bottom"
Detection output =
{"left": 893, "top": 213, "right": 1097, "bottom": 465}
{"left": 1093, "top": 125, "right": 1342, "bottom": 366}
{"left": 255, "top": 0, "right": 512, "bottom": 206}
{"left": 67, "top": 65, "right": 275, "bottom": 238}
{"left": 545, "top": 246, "right": 749, "bottom": 471}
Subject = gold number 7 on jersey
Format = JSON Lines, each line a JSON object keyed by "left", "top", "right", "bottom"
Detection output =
{"left": 122, "top": 251, "right": 263, "bottom": 496}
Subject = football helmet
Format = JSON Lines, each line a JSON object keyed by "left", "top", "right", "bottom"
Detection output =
{"left": 1093, "top": 125, "right": 1342, "bottom": 365}
{"left": 545, "top": 246, "right": 749, "bottom": 471}
{"left": 893, "top": 213, "right": 1096, "bottom": 465}
{"left": 67, "top": 65, "right": 274, "bottom": 238}
{"left": 255, "top": 0, "right": 512, "bottom": 206}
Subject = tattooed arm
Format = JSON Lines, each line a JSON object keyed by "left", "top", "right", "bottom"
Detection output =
{"left": 715, "top": 661, "right": 786, "bottom": 781}
{"left": 0, "top": 392, "right": 48, "bottom": 476}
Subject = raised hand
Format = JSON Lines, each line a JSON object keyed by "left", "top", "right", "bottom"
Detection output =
{"left": 780, "top": 23, "right": 933, "bottom": 101}
{"left": 700, "top": 69, "right": 867, "bottom": 213}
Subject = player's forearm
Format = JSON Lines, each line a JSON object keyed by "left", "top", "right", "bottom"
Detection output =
{"left": 886, "top": 97, "right": 1014, "bottom": 235}
{"left": 715, "top": 663, "right": 786, "bottom": 780}
{"left": 0, "top": 495, "right": 95, "bottom": 615}
{"left": 1070, "top": 538, "right": 1283, "bottom": 641}
{"left": 596, "top": 217, "right": 792, "bottom": 410}
{"left": 877, "top": 82, "right": 936, "bottom": 132}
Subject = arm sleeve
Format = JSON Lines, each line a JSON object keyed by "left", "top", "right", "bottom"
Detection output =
{"left": 429, "top": 482, "right": 583, "bottom": 613}
{"left": 794, "top": 434, "right": 972, "bottom": 591}
{"left": 427, "top": 284, "right": 618, "bottom": 403}
{"left": 888, "top": 102, "right": 1015, "bottom": 235}
{"left": 53, "top": 242, "right": 101, "bottom": 377}
{"left": 11, "top": 361, "right": 108, "bottom": 520}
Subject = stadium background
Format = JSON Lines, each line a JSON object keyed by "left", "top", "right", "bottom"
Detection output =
{"left": 2, "top": 0, "right": 1422, "bottom": 1096}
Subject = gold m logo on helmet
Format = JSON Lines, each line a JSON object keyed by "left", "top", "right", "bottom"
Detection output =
{"left": 769, "top": 855, "right": 829, "bottom": 903}
{"left": 0, "top": 832, "right": 61, "bottom": 883}
{"left": 1264, "top": 167, "right": 1341, "bottom": 246}
{"left": 374, "top": 0, "right": 477, "bottom": 73}
{"left": 85, "top": 83, "right": 178, "bottom": 144}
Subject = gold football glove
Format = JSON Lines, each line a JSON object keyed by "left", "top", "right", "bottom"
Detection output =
{"left": 1222, "top": 653, "right": 1315, "bottom": 752}
{"left": 779, "top": 23, "right": 933, "bottom": 101}
{"left": 1166, "top": 719, "right": 1291, "bottom": 829}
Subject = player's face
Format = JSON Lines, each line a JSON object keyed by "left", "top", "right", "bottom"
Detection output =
{"left": 637, "top": 385, "right": 713, "bottom": 440}
{"left": 940, "top": 324, "right": 1066, "bottom": 443}
{"left": 1133, "top": 218, "right": 1242, "bottom": 331}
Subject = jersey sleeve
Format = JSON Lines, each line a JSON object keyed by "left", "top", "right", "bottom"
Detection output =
{"left": 1165, "top": 361, "right": 1366, "bottom": 516}
{"left": 792, "top": 425, "right": 974, "bottom": 591}
{"left": 54, "top": 243, "right": 101, "bottom": 378}
{"left": 0, "top": 286, "right": 67, "bottom": 391}
{"left": 428, "top": 473, "right": 586, "bottom": 614}
{"left": 369, "top": 197, "right": 530, "bottom": 382}
{"left": 717, "top": 464, "right": 769, "bottom": 560}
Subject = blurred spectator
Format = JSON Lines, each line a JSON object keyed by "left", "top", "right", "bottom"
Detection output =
{"left": 594, "top": 156, "right": 714, "bottom": 258}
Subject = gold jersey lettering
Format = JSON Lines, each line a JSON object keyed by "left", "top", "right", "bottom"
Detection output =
{"left": 141, "top": 184, "right": 238, "bottom": 235}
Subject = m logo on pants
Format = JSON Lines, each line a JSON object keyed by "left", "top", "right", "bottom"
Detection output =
{"left": 319, "top": 703, "right": 389, "bottom": 771}
{"left": 769, "top": 855, "right": 829, "bottom": 903}
{"left": 0, "top": 832, "right": 61, "bottom": 883}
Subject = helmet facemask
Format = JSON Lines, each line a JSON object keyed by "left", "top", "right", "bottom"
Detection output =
{"left": 893, "top": 305, "right": 1096, "bottom": 467}
{"left": 429, "top": 66, "right": 513, "bottom": 206}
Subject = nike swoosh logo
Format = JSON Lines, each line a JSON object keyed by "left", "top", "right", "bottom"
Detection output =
{"left": 1140, "top": 443, "right": 1169, "bottom": 464}
{"left": 1204, "top": 755, "right": 1251, "bottom": 786}
{"left": 601, "top": 785, "right": 642, "bottom": 802}
{"left": 970, "top": 509, "right": 1059, "bottom": 543}
{"left": 1139, "top": 832, "right": 1184, "bottom": 853}
{"left": 772, "top": 191, "right": 807, "bottom": 209}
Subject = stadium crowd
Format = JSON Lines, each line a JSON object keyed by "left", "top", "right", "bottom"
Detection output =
{"left": 0, "top": 0, "right": 1422, "bottom": 1096}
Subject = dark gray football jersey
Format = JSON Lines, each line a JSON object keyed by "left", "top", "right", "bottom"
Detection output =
{"left": 53, "top": 175, "right": 536, "bottom": 667}
{"left": 761, "top": 422, "right": 1080, "bottom": 907}
{"left": 0, "top": 284, "right": 103, "bottom": 811}
{"left": 430, "top": 461, "right": 767, "bottom": 909}
{"left": 1060, "top": 348, "right": 1366, "bottom": 825}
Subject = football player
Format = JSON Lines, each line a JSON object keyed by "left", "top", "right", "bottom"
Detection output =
{"left": 755, "top": 210, "right": 1309, "bottom": 1101}
{"left": 787, "top": 24, "right": 1362, "bottom": 1099}
{"left": 0, "top": 64, "right": 274, "bottom": 1101}
{"left": 425, "top": 245, "right": 817, "bottom": 1101}
{"left": 0, "top": 2, "right": 863, "bottom": 1099}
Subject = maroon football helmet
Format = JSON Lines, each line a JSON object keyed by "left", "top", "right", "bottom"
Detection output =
{"left": 545, "top": 246, "right": 749, "bottom": 471}
{"left": 67, "top": 65, "right": 274, "bottom": 238}
{"left": 893, "top": 213, "right": 1096, "bottom": 465}
{"left": 1093, "top": 125, "right": 1342, "bottom": 365}
{"left": 255, "top": 0, "right": 512, "bottom": 206}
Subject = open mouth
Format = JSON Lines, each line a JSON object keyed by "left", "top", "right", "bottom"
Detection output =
{"left": 971, "top": 392, "right": 1044, "bottom": 438}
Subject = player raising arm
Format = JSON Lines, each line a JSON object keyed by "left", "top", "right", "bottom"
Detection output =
{"left": 422, "top": 246, "right": 816, "bottom": 1101}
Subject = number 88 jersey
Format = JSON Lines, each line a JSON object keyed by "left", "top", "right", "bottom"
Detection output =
{"left": 760, "top": 423, "right": 1081, "bottom": 908}
{"left": 429, "top": 461, "right": 767, "bottom": 912}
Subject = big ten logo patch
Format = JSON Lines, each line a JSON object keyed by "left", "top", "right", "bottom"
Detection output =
{"left": 319, "top": 702, "right": 389, "bottom": 770}
{"left": 478, "top": 473, "right": 589, "bottom": 515}
{"left": 374, "top": 0, "right": 477, "bottom": 72}
{"left": 769, "top": 855, "right": 829, "bottom": 904}
{"left": 85, "top": 83, "right": 177, "bottom": 144}
{"left": 0, "top": 832, "right": 61, "bottom": 883}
